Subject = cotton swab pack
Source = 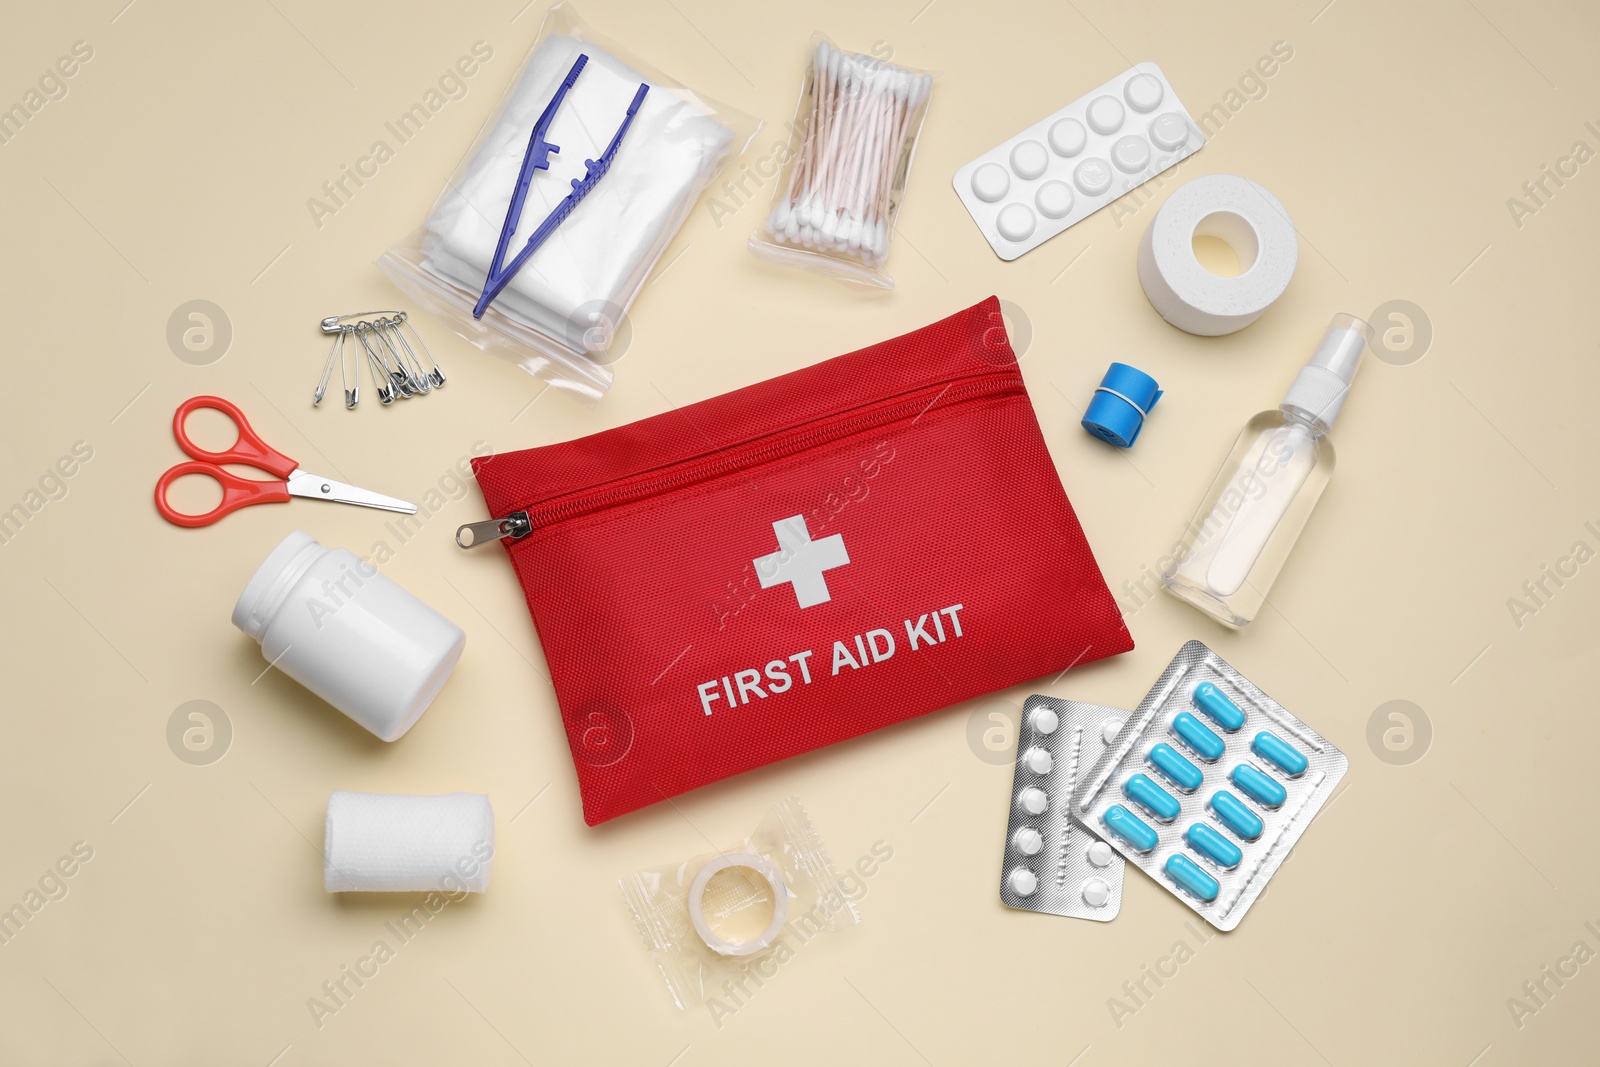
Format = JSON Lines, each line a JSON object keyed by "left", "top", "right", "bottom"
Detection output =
{"left": 749, "top": 36, "right": 934, "bottom": 289}
{"left": 1075, "top": 641, "right": 1347, "bottom": 931}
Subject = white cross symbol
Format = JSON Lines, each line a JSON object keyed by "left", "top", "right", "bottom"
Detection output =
{"left": 753, "top": 515, "right": 850, "bottom": 609}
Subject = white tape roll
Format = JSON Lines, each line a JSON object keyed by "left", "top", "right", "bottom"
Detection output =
{"left": 1137, "top": 174, "right": 1298, "bottom": 336}
{"left": 688, "top": 853, "right": 788, "bottom": 957}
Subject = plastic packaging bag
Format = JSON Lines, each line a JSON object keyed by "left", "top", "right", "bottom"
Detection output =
{"left": 379, "top": 2, "right": 760, "bottom": 399}
{"left": 748, "top": 35, "right": 934, "bottom": 289}
{"left": 620, "top": 797, "right": 860, "bottom": 1012}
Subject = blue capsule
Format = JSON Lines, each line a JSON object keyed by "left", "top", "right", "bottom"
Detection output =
{"left": 1209, "top": 790, "right": 1263, "bottom": 841}
{"left": 1165, "top": 853, "right": 1220, "bottom": 902}
{"left": 1149, "top": 743, "right": 1204, "bottom": 791}
{"left": 1123, "top": 774, "right": 1181, "bottom": 821}
{"left": 1251, "top": 731, "right": 1308, "bottom": 776}
{"left": 1172, "top": 711, "right": 1225, "bottom": 761}
{"left": 1192, "top": 681, "right": 1245, "bottom": 731}
{"left": 1103, "top": 804, "right": 1160, "bottom": 853}
{"left": 1231, "top": 763, "right": 1288, "bottom": 809}
{"left": 1185, "top": 822, "right": 1243, "bottom": 868}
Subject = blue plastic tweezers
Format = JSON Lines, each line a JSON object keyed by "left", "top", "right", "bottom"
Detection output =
{"left": 473, "top": 53, "right": 650, "bottom": 319}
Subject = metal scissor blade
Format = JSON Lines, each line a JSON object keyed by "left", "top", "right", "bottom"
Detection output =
{"left": 287, "top": 470, "right": 417, "bottom": 514}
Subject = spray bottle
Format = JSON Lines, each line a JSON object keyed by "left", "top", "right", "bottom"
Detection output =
{"left": 1162, "top": 313, "right": 1374, "bottom": 628}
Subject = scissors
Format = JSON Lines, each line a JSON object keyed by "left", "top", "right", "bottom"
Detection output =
{"left": 155, "top": 395, "right": 418, "bottom": 528}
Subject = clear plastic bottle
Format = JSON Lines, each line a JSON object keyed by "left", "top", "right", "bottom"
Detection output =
{"left": 1162, "top": 314, "right": 1374, "bottom": 628}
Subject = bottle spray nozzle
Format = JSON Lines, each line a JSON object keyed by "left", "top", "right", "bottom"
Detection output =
{"left": 1309, "top": 314, "right": 1372, "bottom": 382}
{"left": 1281, "top": 313, "right": 1375, "bottom": 429}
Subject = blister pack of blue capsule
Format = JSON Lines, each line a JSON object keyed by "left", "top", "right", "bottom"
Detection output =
{"left": 999, "top": 697, "right": 1127, "bottom": 922}
{"left": 1074, "top": 641, "right": 1347, "bottom": 931}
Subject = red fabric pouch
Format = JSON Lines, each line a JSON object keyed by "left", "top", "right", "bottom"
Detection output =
{"left": 469, "top": 297, "right": 1131, "bottom": 824}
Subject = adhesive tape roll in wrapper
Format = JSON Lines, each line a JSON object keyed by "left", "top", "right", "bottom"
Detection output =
{"left": 1137, "top": 174, "right": 1298, "bottom": 336}
{"left": 688, "top": 853, "right": 789, "bottom": 957}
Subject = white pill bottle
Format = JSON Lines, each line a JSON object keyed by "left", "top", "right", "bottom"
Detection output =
{"left": 232, "top": 531, "right": 465, "bottom": 741}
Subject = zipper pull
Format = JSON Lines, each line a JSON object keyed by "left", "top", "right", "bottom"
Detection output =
{"left": 455, "top": 511, "right": 532, "bottom": 549}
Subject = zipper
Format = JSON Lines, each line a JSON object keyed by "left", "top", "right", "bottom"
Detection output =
{"left": 455, "top": 511, "right": 532, "bottom": 548}
{"left": 456, "top": 371, "right": 1021, "bottom": 549}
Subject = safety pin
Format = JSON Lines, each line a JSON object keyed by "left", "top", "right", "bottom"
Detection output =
{"left": 315, "top": 309, "right": 445, "bottom": 409}
{"left": 313, "top": 327, "right": 360, "bottom": 408}
{"left": 354, "top": 323, "right": 398, "bottom": 405}
{"left": 388, "top": 312, "right": 445, "bottom": 388}
{"left": 321, "top": 309, "right": 404, "bottom": 334}
{"left": 372, "top": 317, "right": 430, "bottom": 396}
{"left": 370, "top": 322, "right": 414, "bottom": 401}
{"left": 384, "top": 315, "right": 438, "bottom": 393}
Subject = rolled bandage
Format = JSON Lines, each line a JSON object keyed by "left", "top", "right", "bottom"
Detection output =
{"left": 324, "top": 790, "right": 495, "bottom": 894}
{"left": 1137, "top": 174, "right": 1298, "bottom": 336}
{"left": 1082, "top": 362, "right": 1163, "bottom": 448}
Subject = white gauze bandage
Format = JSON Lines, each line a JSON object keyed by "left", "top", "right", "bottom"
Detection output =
{"left": 323, "top": 790, "right": 495, "bottom": 894}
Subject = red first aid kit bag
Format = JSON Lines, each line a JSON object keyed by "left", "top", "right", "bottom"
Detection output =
{"left": 468, "top": 297, "right": 1131, "bottom": 824}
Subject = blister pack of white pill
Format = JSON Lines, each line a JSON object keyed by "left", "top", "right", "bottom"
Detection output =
{"left": 999, "top": 696, "right": 1127, "bottom": 921}
{"left": 953, "top": 62, "right": 1205, "bottom": 260}
{"left": 1075, "top": 641, "right": 1347, "bottom": 931}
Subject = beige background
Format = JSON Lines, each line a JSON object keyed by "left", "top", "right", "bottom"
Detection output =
{"left": 2, "top": 0, "right": 1596, "bottom": 1063}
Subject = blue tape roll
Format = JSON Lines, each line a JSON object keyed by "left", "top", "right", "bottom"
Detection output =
{"left": 1081, "top": 362, "right": 1162, "bottom": 448}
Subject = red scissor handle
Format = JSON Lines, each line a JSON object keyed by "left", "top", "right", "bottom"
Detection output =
{"left": 154, "top": 461, "right": 292, "bottom": 527}
{"left": 172, "top": 395, "right": 298, "bottom": 479}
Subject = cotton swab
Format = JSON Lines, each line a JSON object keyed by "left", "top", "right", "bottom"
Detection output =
{"left": 761, "top": 41, "right": 932, "bottom": 273}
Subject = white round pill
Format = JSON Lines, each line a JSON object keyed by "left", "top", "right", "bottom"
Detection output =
{"left": 1124, "top": 73, "right": 1164, "bottom": 113}
{"left": 1019, "top": 787, "right": 1048, "bottom": 815}
{"left": 1014, "top": 827, "right": 1044, "bottom": 856}
{"left": 1087, "top": 840, "right": 1115, "bottom": 867}
{"left": 1024, "top": 747, "right": 1053, "bottom": 775}
{"left": 1010, "top": 868, "right": 1039, "bottom": 896}
{"left": 996, "top": 202, "right": 1037, "bottom": 242}
{"left": 1101, "top": 718, "right": 1123, "bottom": 745}
{"left": 971, "top": 162, "right": 1010, "bottom": 203}
{"left": 1073, "top": 158, "right": 1112, "bottom": 196}
{"left": 1086, "top": 95, "right": 1125, "bottom": 135}
{"left": 1149, "top": 111, "right": 1190, "bottom": 152}
{"left": 1010, "top": 139, "right": 1049, "bottom": 180}
{"left": 1048, "top": 117, "right": 1088, "bottom": 157}
{"left": 1032, "top": 707, "right": 1060, "bottom": 734}
{"left": 1082, "top": 877, "right": 1111, "bottom": 907}
{"left": 1035, "top": 180, "right": 1074, "bottom": 219}
{"left": 1111, "top": 134, "right": 1152, "bottom": 173}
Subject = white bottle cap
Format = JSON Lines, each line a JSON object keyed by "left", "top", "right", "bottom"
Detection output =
{"left": 1280, "top": 313, "right": 1374, "bottom": 429}
{"left": 231, "top": 530, "right": 324, "bottom": 642}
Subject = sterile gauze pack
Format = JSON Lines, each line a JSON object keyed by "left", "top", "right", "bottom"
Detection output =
{"left": 1075, "top": 641, "right": 1347, "bottom": 930}
{"left": 999, "top": 698, "right": 1127, "bottom": 921}
{"left": 379, "top": 2, "right": 759, "bottom": 399}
